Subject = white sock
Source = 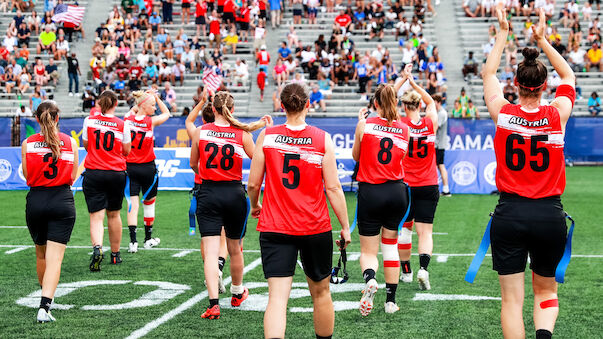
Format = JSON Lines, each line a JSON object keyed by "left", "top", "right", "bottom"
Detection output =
{"left": 443, "top": 185, "right": 450, "bottom": 193}
{"left": 230, "top": 284, "right": 244, "bottom": 295}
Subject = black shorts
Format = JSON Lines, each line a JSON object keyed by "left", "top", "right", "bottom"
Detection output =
{"left": 82, "top": 169, "right": 126, "bottom": 213}
{"left": 357, "top": 180, "right": 410, "bottom": 236}
{"left": 217, "top": 5, "right": 224, "bottom": 13}
{"left": 490, "top": 193, "right": 567, "bottom": 277}
{"left": 196, "top": 16, "right": 206, "bottom": 25}
{"left": 207, "top": 2, "right": 214, "bottom": 11}
{"left": 436, "top": 148, "right": 445, "bottom": 165}
{"left": 293, "top": 9, "right": 303, "bottom": 16}
{"left": 223, "top": 12, "right": 235, "bottom": 23}
{"left": 260, "top": 231, "right": 333, "bottom": 282}
{"left": 26, "top": 185, "right": 76, "bottom": 245}
{"left": 408, "top": 185, "right": 439, "bottom": 224}
{"left": 259, "top": 9, "right": 266, "bottom": 19}
{"left": 239, "top": 21, "right": 249, "bottom": 31}
{"left": 182, "top": 2, "right": 191, "bottom": 8}
{"left": 196, "top": 180, "right": 247, "bottom": 239}
{"left": 127, "top": 161, "right": 158, "bottom": 200}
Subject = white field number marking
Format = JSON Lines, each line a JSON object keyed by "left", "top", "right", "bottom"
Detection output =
{"left": 16, "top": 280, "right": 190, "bottom": 310}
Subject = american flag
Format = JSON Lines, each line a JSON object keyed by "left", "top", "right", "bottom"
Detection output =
{"left": 52, "top": 4, "right": 86, "bottom": 26}
{"left": 202, "top": 67, "right": 223, "bottom": 93}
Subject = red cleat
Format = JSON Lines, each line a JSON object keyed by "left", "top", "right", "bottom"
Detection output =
{"left": 231, "top": 287, "right": 249, "bottom": 307}
{"left": 201, "top": 305, "right": 220, "bottom": 319}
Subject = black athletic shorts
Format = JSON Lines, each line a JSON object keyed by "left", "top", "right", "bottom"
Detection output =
{"left": 408, "top": 185, "right": 439, "bottom": 224}
{"left": 293, "top": 8, "right": 303, "bottom": 16}
{"left": 196, "top": 16, "right": 206, "bottom": 25}
{"left": 260, "top": 231, "right": 333, "bottom": 282}
{"left": 223, "top": 12, "right": 235, "bottom": 23}
{"left": 239, "top": 21, "right": 249, "bottom": 31}
{"left": 357, "top": 180, "right": 410, "bottom": 236}
{"left": 196, "top": 180, "right": 247, "bottom": 239}
{"left": 127, "top": 161, "right": 158, "bottom": 200}
{"left": 182, "top": 2, "right": 191, "bottom": 8}
{"left": 259, "top": 9, "right": 266, "bottom": 19}
{"left": 436, "top": 148, "right": 445, "bottom": 165}
{"left": 26, "top": 185, "right": 76, "bottom": 245}
{"left": 490, "top": 193, "right": 567, "bottom": 277}
{"left": 82, "top": 169, "right": 126, "bottom": 213}
{"left": 217, "top": 5, "right": 224, "bottom": 13}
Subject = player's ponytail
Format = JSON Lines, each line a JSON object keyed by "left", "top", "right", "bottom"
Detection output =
{"left": 516, "top": 48, "right": 548, "bottom": 98}
{"left": 213, "top": 91, "right": 266, "bottom": 132}
{"left": 280, "top": 83, "right": 308, "bottom": 114}
{"left": 98, "top": 90, "right": 119, "bottom": 114}
{"left": 375, "top": 84, "right": 399, "bottom": 124}
{"left": 35, "top": 101, "right": 61, "bottom": 161}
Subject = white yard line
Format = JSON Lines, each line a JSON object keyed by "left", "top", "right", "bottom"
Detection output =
{"left": 125, "top": 257, "right": 262, "bottom": 339}
{"left": 5, "top": 246, "right": 28, "bottom": 254}
{"left": 0, "top": 226, "right": 27, "bottom": 229}
{"left": 436, "top": 255, "right": 449, "bottom": 263}
{"left": 171, "top": 250, "right": 194, "bottom": 258}
{"left": 1, "top": 244, "right": 603, "bottom": 258}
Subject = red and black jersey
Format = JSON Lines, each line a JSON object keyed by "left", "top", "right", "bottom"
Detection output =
{"left": 494, "top": 104, "right": 566, "bottom": 199}
{"left": 259, "top": 0, "right": 266, "bottom": 10}
{"left": 209, "top": 19, "right": 220, "bottom": 34}
{"left": 195, "top": 1, "right": 207, "bottom": 16}
{"left": 197, "top": 123, "right": 245, "bottom": 181}
{"left": 25, "top": 132, "right": 75, "bottom": 187}
{"left": 400, "top": 117, "right": 437, "bottom": 187}
{"left": 223, "top": 0, "right": 235, "bottom": 13}
{"left": 238, "top": 7, "right": 250, "bottom": 22}
{"left": 357, "top": 117, "right": 409, "bottom": 184}
{"left": 258, "top": 124, "right": 331, "bottom": 236}
{"left": 84, "top": 114, "right": 129, "bottom": 171}
{"left": 125, "top": 114, "right": 155, "bottom": 164}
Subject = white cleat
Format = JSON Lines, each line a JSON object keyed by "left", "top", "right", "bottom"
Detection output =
{"left": 417, "top": 268, "right": 431, "bottom": 290}
{"left": 384, "top": 301, "right": 400, "bottom": 314}
{"left": 143, "top": 238, "right": 160, "bottom": 249}
{"left": 359, "top": 279, "right": 378, "bottom": 316}
{"left": 128, "top": 242, "right": 138, "bottom": 253}
{"left": 218, "top": 271, "right": 226, "bottom": 294}
{"left": 400, "top": 272, "right": 413, "bottom": 283}
{"left": 37, "top": 308, "right": 56, "bottom": 323}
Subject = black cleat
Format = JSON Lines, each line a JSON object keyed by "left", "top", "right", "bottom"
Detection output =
{"left": 441, "top": 191, "right": 452, "bottom": 197}
{"left": 110, "top": 252, "right": 122, "bottom": 264}
{"left": 89, "top": 246, "right": 103, "bottom": 272}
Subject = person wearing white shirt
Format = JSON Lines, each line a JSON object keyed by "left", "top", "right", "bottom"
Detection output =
{"left": 568, "top": 44, "right": 587, "bottom": 72}
{"left": 171, "top": 60, "right": 186, "bottom": 86}
{"left": 137, "top": 50, "right": 150, "bottom": 68}
{"left": 401, "top": 43, "right": 416, "bottom": 65}
{"left": 3, "top": 33, "right": 17, "bottom": 53}
{"left": 16, "top": 105, "right": 32, "bottom": 117}
{"left": 181, "top": 46, "right": 196, "bottom": 72}
{"left": 233, "top": 59, "right": 249, "bottom": 84}
{"left": 582, "top": 2, "right": 593, "bottom": 21}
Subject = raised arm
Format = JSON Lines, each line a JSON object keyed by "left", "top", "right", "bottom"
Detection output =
{"left": 532, "top": 9, "right": 575, "bottom": 126}
{"left": 322, "top": 134, "right": 351, "bottom": 249}
{"left": 189, "top": 127, "right": 200, "bottom": 175}
{"left": 186, "top": 90, "right": 208, "bottom": 138}
{"left": 483, "top": 3, "right": 511, "bottom": 124}
{"left": 152, "top": 93, "right": 172, "bottom": 127}
{"left": 405, "top": 64, "right": 437, "bottom": 131}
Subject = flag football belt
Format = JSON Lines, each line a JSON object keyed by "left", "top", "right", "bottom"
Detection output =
{"left": 188, "top": 186, "right": 200, "bottom": 235}
{"left": 124, "top": 171, "right": 158, "bottom": 213}
{"left": 349, "top": 184, "right": 412, "bottom": 234}
{"left": 464, "top": 213, "right": 575, "bottom": 284}
{"left": 71, "top": 175, "right": 83, "bottom": 196}
{"left": 330, "top": 237, "right": 349, "bottom": 284}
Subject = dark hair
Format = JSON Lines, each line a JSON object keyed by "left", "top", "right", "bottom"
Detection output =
{"left": 201, "top": 103, "right": 215, "bottom": 123}
{"left": 432, "top": 94, "right": 443, "bottom": 103}
{"left": 375, "top": 84, "right": 398, "bottom": 124}
{"left": 516, "top": 48, "right": 548, "bottom": 98}
{"left": 35, "top": 101, "right": 61, "bottom": 161}
{"left": 280, "top": 83, "right": 308, "bottom": 114}
{"left": 98, "top": 90, "right": 118, "bottom": 113}
{"left": 213, "top": 91, "right": 265, "bottom": 132}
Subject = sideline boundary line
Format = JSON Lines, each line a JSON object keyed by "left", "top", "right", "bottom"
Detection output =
{"left": 125, "top": 257, "right": 262, "bottom": 339}
{"left": 1, "top": 244, "right": 602, "bottom": 258}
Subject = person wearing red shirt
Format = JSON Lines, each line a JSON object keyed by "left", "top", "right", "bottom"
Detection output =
{"left": 248, "top": 83, "right": 351, "bottom": 338}
{"left": 334, "top": 10, "right": 352, "bottom": 33}
{"left": 124, "top": 90, "right": 172, "bottom": 254}
{"left": 195, "top": 0, "right": 208, "bottom": 37}
{"left": 182, "top": 0, "right": 192, "bottom": 25}
{"left": 190, "top": 91, "right": 271, "bottom": 319}
{"left": 217, "top": 0, "right": 225, "bottom": 13}
{"left": 258, "top": 0, "right": 267, "bottom": 25}
{"left": 481, "top": 9, "right": 576, "bottom": 339}
{"left": 352, "top": 83, "right": 410, "bottom": 316}
{"left": 82, "top": 90, "right": 132, "bottom": 271}
{"left": 21, "top": 101, "right": 78, "bottom": 323}
{"left": 208, "top": 11, "right": 221, "bottom": 48}
{"left": 222, "top": 0, "right": 236, "bottom": 29}
{"left": 256, "top": 68, "right": 266, "bottom": 101}
{"left": 236, "top": 4, "right": 251, "bottom": 41}
{"left": 395, "top": 64, "right": 439, "bottom": 291}
{"left": 256, "top": 44, "right": 270, "bottom": 73}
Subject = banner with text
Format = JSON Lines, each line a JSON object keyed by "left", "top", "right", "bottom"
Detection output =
{"left": 0, "top": 118, "right": 12, "bottom": 147}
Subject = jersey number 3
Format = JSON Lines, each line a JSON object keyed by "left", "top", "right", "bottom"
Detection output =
{"left": 42, "top": 153, "right": 58, "bottom": 179}
{"left": 505, "top": 134, "right": 549, "bottom": 172}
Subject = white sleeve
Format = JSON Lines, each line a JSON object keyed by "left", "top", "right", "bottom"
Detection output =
{"left": 122, "top": 122, "right": 131, "bottom": 144}
{"left": 81, "top": 117, "right": 89, "bottom": 141}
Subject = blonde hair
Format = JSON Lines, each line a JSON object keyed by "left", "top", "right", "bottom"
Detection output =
{"left": 35, "top": 101, "right": 61, "bottom": 161}
{"left": 374, "top": 84, "right": 399, "bottom": 124}
{"left": 401, "top": 90, "right": 422, "bottom": 111}
{"left": 213, "top": 91, "right": 266, "bottom": 132}
{"left": 131, "top": 90, "right": 152, "bottom": 106}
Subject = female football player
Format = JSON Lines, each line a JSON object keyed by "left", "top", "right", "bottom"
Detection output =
{"left": 484, "top": 6, "right": 575, "bottom": 339}
{"left": 125, "top": 90, "right": 171, "bottom": 253}
{"left": 82, "top": 90, "right": 131, "bottom": 270}
{"left": 22, "top": 101, "right": 78, "bottom": 322}
{"left": 248, "top": 83, "right": 351, "bottom": 338}
{"left": 396, "top": 64, "right": 439, "bottom": 290}
{"left": 190, "top": 91, "right": 272, "bottom": 319}
{"left": 352, "top": 83, "right": 410, "bottom": 315}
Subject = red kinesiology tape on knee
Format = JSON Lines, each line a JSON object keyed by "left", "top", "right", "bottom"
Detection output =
{"left": 382, "top": 237, "right": 400, "bottom": 267}
{"left": 540, "top": 299, "right": 559, "bottom": 309}
{"left": 143, "top": 198, "right": 156, "bottom": 205}
{"left": 403, "top": 221, "right": 413, "bottom": 230}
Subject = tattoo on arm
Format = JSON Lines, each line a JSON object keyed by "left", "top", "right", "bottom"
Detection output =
{"left": 488, "top": 95, "right": 499, "bottom": 104}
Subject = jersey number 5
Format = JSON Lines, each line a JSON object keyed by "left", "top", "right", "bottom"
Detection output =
{"left": 505, "top": 134, "right": 549, "bottom": 172}
{"left": 282, "top": 154, "right": 300, "bottom": 189}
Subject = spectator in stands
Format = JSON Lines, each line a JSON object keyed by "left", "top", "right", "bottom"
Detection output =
{"left": 499, "top": 65, "right": 514, "bottom": 82}
{"left": 464, "top": 99, "right": 479, "bottom": 119}
{"left": 195, "top": 0, "right": 208, "bottom": 37}
{"left": 172, "top": 59, "right": 185, "bottom": 86}
{"left": 161, "top": 81, "right": 177, "bottom": 112}
{"left": 45, "top": 57, "right": 58, "bottom": 86}
{"left": 26, "top": 9, "right": 40, "bottom": 34}
{"left": 233, "top": 59, "right": 249, "bottom": 85}
{"left": 16, "top": 104, "right": 32, "bottom": 116}
{"left": 568, "top": 43, "right": 587, "bottom": 72}
{"left": 463, "top": 0, "right": 481, "bottom": 17}
{"left": 353, "top": 55, "right": 371, "bottom": 101}
{"left": 278, "top": 41, "right": 291, "bottom": 60}
{"left": 182, "top": 45, "right": 196, "bottom": 72}
{"left": 161, "top": 0, "right": 174, "bottom": 24}
{"left": 90, "top": 55, "right": 106, "bottom": 85}
{"left": 54, "top": 34, "right": 69, "bottom": 60}
{"left": 481, "top": 0, "right": 495, "bottom": 17}
{"left": 503, "top": 77, "right": 518, "bottom": 103}
{"left": 317, "top": 72, "right": 334, "bottom": 99}
{"left": 586, "top": 43, "right": 603, "bottom": 71}
{"left": 457, "top": 87, "right": 469, "bottom": 111}
{"left": 208, "top": 11, "right": 221, "bottom": 48}
{"left": 269, "top": 0, "right": 281, "bottom": 29}
{"left": 4, "top": 66, "right": 16, "bottom": 93}
{"left": 182, "top": 0, "right": 192, "bottom": 24}
{"left": 159, "top": 61, "right": 173, "bottom": 83}
{"left": 82, "top": 86, "right": 97, "bottom": 111}
{"left": 309, "top": 85, "right": 326, "bottom": 112}
{"left": 257, "top": 44, "right": 270, "bottom": 73}
{"left": 462, "top": 51, "right": 478, "bottom": 81}
{"left": 257, "top": 67, "right": 266, "bottom": 101}
{"left": 17, "top": 22, "right": 30, "bottom": 47}
{"left": 18, "top": 68, "right": 31, "bottom": 93}
{"left": 33, "top": 58, "right": 47, "bottom": 86}
{"left": 589, "top": 91, "right": 601, "bottom": 116}
{"left": 237, "top": 2, "right": 251, "bottom": 42}
{"left": 30, "top": 90, "right": 42, "bottom": 111}
{"left": 334, "top": 10, "right": 352, "bottom": 33}
{"left": 105, "top": 40, "right": 119, "bottom": 66}
{"left": 273, "top": 58, "right": 287, "bottom": 86}
{"left": 307, "top": 0, "right": 319, "bottom": 24}
{"left": 222, "top": 27, "right": 239, "bottom": 54}
{"left": 0, "top": 0, "right": 9, "bottom": 13}
{"left": 67, "top": 52, "right": 81, "bottom": 96}
{"left": 149, "top": 11, "right": 162, "bottom": 32}
{"left": 3, "top": 31, "right": 17, "bottom": 53}
{"left": 37, "top": 25, "right": 56, "bottom": 55}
